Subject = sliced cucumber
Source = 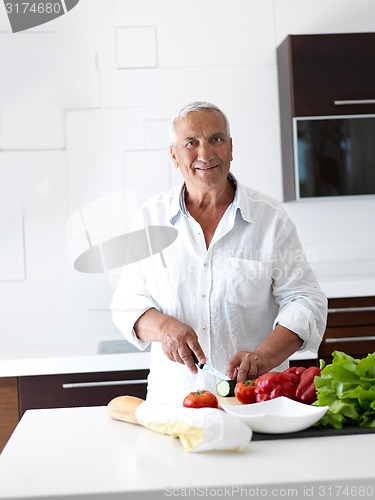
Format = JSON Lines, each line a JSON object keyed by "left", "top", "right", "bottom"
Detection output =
{"left": 217, "top": 379, "right": 237, "bottom": 397}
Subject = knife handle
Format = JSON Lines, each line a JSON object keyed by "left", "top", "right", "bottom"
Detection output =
{"left": 191, "top": 351, "right": 204, "bottom": 369}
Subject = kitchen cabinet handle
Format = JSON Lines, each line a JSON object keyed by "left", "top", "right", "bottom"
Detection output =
{"left": 328, "top": 306, "right": 375, "bottom": 314}
{"left": 334, "top": 99, "right": 375, "bottom": 105}
{"left": 333, "top": 99, "right": 375, "bottom": 106}
{"left": 62, "top": 379, "right": 148, "bottom": 389}
{"left": 325, "top": 336, "right": 375, "bottom": 343}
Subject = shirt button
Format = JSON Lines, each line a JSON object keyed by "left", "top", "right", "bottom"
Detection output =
{"left": 202, "top": 326, "right": 206, "bottom": 331}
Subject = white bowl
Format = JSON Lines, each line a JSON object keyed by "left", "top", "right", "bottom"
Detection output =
{"left": 221, "top": 396, "right": 329, "bottom": 434}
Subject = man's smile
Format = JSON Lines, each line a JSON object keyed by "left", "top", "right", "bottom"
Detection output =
{"left": 195, "top": 164, "right": 218, "bottom": 171}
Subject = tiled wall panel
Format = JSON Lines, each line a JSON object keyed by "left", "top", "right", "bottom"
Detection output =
{"left": 65, "top": 107, "right": 144, "bottom": 213}
{"left": 0, "top": 151, "right": 72, "bottom": 331}
{"left": 122, "top": 149, "right": 172, "bottom": 207}
{"left": 0, "top": 110, "right": 65, "bottom": 150}
{"left": 0, "top": 164, "right": 25, "bottom": 281}
{"left": 116, "top": 26, "right": 158, "bottom": 69}
{"left": 114, "top": 0, "right": 276, "bottom": 66}
{"left": 143, "top": 119, "right": 170, "bottom": 150}
{"left": 0, "top": 32, "right": 100, "bottom": 150}
{"left": 274, "top": 0, "right": 375, "bottom": 43}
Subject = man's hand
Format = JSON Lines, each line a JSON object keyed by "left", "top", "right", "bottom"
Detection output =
{"left": 226, "top": 351, "right": 271, "bottom": 381}
{"left": 134, "top": 309, "right": 206, "bottom": 374}
{"left": 159, "top": 316, "right": 206, "bottom": 373}
{"left": 226, "top": 325, "right": 304, "bottom": 381}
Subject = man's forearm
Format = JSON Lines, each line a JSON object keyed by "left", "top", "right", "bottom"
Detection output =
{"left": 255, "top": 324, "right": 303, "bottom": 371}
{"left": 134, "top": 308, "right": 167, "bottom": 343}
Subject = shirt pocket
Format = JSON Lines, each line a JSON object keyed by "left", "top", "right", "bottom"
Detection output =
{"left": 226, "top": 258, "right": 273, "bottom": 308}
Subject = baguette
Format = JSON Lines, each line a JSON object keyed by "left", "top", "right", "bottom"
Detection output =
{"left": 107, "top": 395, "right": 144, "bottom": 425}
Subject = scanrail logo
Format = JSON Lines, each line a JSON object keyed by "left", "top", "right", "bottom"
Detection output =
{"left": 3, "top": 0, "right": 80, "bottom": 32}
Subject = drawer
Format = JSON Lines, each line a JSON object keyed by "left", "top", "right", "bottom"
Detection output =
{"left": 327, "top": 296, "right": 375, "bottom": 328}
{"left": 319, "top": 325, "right": 375, "bottom": 359}
{"left": 18, "top": 370, "right": 149, "bottom": 417}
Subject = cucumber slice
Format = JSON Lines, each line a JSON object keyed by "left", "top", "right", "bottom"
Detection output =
{"left": 217, "top": 379, "right": 237, "bottom": 397}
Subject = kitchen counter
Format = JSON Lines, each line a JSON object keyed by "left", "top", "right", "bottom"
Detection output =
{"left": 312, "top": 259, "right": 375, "bottom": 298}
{"left": 0, "top": 406, "right": 374, "bottom": 500}
{"left": 0, "top": 330, "right": 151, "bottom": 377}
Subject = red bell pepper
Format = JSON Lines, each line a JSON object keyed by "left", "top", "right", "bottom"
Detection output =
{"left": 285, "top": 366, "right": 307, "bottom": 378}
{"left": 254, "top": 371, "right": 299, "bottom": 402}
{"left": 295, "top": 366, "right": 321, "bottom": 404}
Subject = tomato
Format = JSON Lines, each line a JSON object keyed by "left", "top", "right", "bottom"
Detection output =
{"left": 234, "top": 380, "right": 256, "bottom": 404}
{"left": 182, "top": 389, "right": 218, "bottom": 409}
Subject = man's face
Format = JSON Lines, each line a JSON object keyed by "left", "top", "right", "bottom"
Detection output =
{"left": 170, "top": 109, "right": 233, "bottom": 192}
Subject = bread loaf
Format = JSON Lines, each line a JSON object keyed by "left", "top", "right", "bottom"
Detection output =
{"left": 107, "top": 395, "right": 144, "bottom": 424}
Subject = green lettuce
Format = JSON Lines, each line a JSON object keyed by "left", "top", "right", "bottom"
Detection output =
{"left": 314, "top": 351, "right": 375, "bottom": 428}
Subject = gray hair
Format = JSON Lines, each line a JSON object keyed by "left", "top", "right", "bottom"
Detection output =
{"left": 169, "top": 101, "right": 231, "bottom": 146}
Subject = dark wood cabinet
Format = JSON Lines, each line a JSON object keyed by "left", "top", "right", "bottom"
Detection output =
{"left": 278, "top": 33, "right": 375, "bottom": 117}
{"left": 277, "top": 32, "right": 375, "bottom": 200}
{"left": 319, "top": 296, "right": 375, "bottom": 364}
{"left": 18, "top": 369, "right": 149, "bottom": 417}
{"left": 0, "top": 378, "right": 19, "bottom": 453}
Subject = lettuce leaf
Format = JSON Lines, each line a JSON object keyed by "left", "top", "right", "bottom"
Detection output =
{"left": 314, "top": 350, "right": 375, "bottom": 428}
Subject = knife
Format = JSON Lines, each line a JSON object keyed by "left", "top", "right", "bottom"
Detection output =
{"left": 191, "top": 352, "right": 231, "bottom": 380}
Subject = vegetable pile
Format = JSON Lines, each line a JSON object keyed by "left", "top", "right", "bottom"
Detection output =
{"left": 217, "top": 365, "right": 321, "bottom": 405}
{"left": 314, "top": 350, "right": 375, "bottom": 429}
{"left": 186, "top": 351, "right": 375, "bottom": 431}
{"left": 252, "top": 366, "right": 321, "bottom": 404}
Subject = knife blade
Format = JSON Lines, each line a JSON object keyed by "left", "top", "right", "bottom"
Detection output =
{"left": 191, "top": 352, "right": 230, "bottom": 380}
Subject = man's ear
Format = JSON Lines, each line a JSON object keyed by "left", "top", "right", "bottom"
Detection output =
{"left": 170, "top": 146, "right": 179, "bottom": 169}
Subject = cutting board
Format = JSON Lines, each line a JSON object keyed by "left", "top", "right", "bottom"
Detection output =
{"left": 252, "top": 425, "right": 375, "bottom": 441}
{"left": 217, "top": 396, "right": 375, "bottom": 441}
{"left": 217, "top": 396, "right": 239, "bottom": 407}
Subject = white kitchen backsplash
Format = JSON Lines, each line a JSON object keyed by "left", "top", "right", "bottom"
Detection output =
{"left": 1, "top": 0, "right": 375, "bottom": 337}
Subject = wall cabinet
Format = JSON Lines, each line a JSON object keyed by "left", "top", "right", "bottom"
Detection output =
{"left": 277, "top": 32, "right": 375, "bottom": 200}
{"left": 278, "top": 33, "right": 375, "bottom": 117}
{"left": 319, "top": 296, "right": 375, "bottom": 364}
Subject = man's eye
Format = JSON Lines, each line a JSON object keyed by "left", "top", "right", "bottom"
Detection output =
{"left": 185, "top": 140, "right": 196, "bottom": 147}
{"left": 211, "top": 136, "right": 223, "bottom": 143}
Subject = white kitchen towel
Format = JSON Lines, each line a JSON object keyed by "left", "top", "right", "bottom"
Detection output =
{"left": 135, "top": 402, "right": 252, "bottom": 452}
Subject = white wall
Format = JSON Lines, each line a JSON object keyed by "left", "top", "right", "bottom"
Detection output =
{"left": 1, "top": 0, "right": 375, "bottom": 340}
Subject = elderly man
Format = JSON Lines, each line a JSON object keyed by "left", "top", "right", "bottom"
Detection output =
{"left": 111, "top": 101, "right": 327, "bottom": 404}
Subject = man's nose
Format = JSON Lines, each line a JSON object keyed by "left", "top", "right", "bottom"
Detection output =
{"left": 197, "top": 141, "right": 214, "bottom": 162}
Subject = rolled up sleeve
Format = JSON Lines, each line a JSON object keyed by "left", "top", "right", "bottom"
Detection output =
{"left": 274, "top": 297, "right": 327, "bottom": 354}
{"left": 110, "top": 262, "right": 154, "bottom": 351}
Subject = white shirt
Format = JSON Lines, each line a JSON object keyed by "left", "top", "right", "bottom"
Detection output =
{"left": 111, "top": 175, "right": 327, "bottom": 404}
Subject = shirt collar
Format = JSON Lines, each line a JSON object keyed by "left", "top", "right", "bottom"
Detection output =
{"left": 168, "top": 172, "right": 252, "bottom": 224}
